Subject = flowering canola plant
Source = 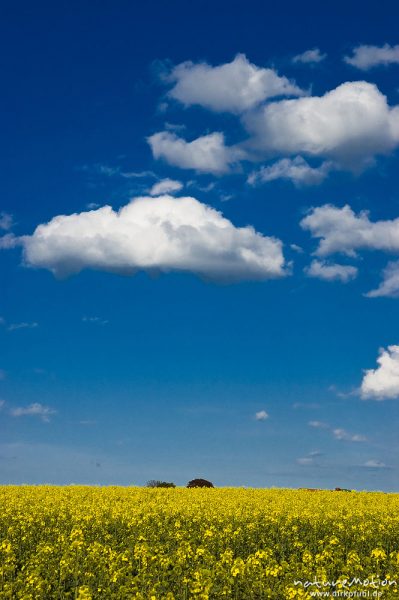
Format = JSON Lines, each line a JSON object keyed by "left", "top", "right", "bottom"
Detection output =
{"left": 0, "top": 486, "right": 398, "bottom": 599}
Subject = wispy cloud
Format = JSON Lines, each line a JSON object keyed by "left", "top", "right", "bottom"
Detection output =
{"left": 308, "top": 420, "right": 329, "bottom": 429}
{"left": 149, "top": 178, "right": 183, "bottom": 196}
{"left": 293, "top": 48, "right": 327, "bottom": 64}
{"left": 9, "top": 402, "right": 56, "bottom": 422}
{"left": 309, "top": 421, "right": 367, "bottom": 442}
{"left": 248, "top": 157, "right": 332, "bottom": 187}
{"left": 82, "top": 316, "right": 109, "bottom": 325}
{"left": 332, "top": 428, "right": 367, "bottom": 442}
{"left": 362, "top": 459, "right": 387, "bottom": 469}
{"left": 296, "top": 450, "right": 323, "bottom": 465}
{"left": 0, "top": 212, "right": 14, "bottom": 231}
{"left": 7, "top": 322, "right": 38, "bottom": 332}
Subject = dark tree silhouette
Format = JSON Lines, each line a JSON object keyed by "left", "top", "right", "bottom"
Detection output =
{"left": 146, "top": 480, "right": 176, "bottom": 488}
{"left": 187, "top": 478, "right": 214, "bottom": 488}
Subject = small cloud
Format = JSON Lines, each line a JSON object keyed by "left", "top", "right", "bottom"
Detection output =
{"left": 248, "top": 157, "right": 332, "bottom": 187}
{"left": 9, "top": 402, "right": 56, "bottom": 422}
{"left": 149, "top": 178, "right": 183, "bottom": 196}
{"left": 290, "top": 244, "right": 304, "bottom": 254}
{"left": 79, "top": 420, "right": 97, "bottom": 426}
{"left": 308, "top": 420, "right": 329, "bottom": 429}
{"left": 186, "top": 180, "right": 217, "bottom": 193}
{"left": 332, "top": 428, "right": 367, "bottom": 442}
{"left": 255, "top": 410, "right": 269, "bottom": 421}
{"left": 164, "top": 122, "right": 186, "bottom": 132}
{"left": 82, "top": 316, "right": 108, "bottom": 325}
{"left": 0, "top": 233, "right": 19, "bottom": 249}
{"left": 308, "top": 450, "right": 323, "bottom": 457}
{"left": 293, "top": 48, "right": 327, "bottom": 64}
{"left": 362, "top": 459, "right": 387, "bottom": 469}
{"left": 86, "top": 202, "right": 100, "bottom": 210}
{"left": 296, "top": 450, "right": 323, "bottom": 465}
{"left": 305, "top": 260, "right": 358, "bottom": 283}
{"left": 296, "top": 457, "right": 314, "bottom": 465}
{"left": 120, "top": 170, "right": 157, "bottom": 180}
{"left": 148, "top": 131, "right": 238, "bottom": 174}
{"left": 344, "top": 44, "right": 399, "bottom": 70}
{"left": 308, "top": 420, "right": 367, "bottom": 443}
{"left": 7, "top": 322, "right": 38, "bottom": 332}
{"left": 0, "top": 212, "right": 14, "bottom": 231}
{"left": 0, "top": 399, "right": 5, "bottom": 410}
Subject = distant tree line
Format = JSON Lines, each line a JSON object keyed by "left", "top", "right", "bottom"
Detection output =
{"left": 146, "top": 478, "right": 214, "bottom": 488}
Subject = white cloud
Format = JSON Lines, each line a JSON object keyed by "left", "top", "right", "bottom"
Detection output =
{"left": 242, "top": 82, "right": 399, "bottom": 168}
{"left": 167, "top": 54, "right": 304, "bottom": 113}
{"left": 0, "top": 233, "right": 18, "bottom": 249}
{"left": 363, "top": 459, "right": 387, "bottom": 468}
{"left": 82, "top": 316, "right": 108, "bottom": 325}
{"left": 309, "top": 420, "right": 366, "bottom": 442}
{"left": 308, "top": 420, "right": 329, "bottom": 429}
{"left": 296, "top": 457, "right": 314, "bottom": 465}
{"left": 19, "top": 195, "right": 287, "bottom": 283}
{"left": 7, "top": 322, "right": 38, "bottom": 332}
{"left": 296, "top": 449, "right": 322, "bottom": 465}
{"left": 366, "top": 260, "right": 399, "bottom": 298}
{"left": 293, "top": 48, "right": 326, "bottom": 64}
{"left": 147, "top": 131, "right": 238, "bottom": 174}
{"left": 300, "top": 204, "right": 399, "bottom": 257}
{"left": 305, "top": 259, "right": 358, "bottom": 283}
{"left": 248, "top": 156, "right": 332, "bottom": 187}
{"left": 290, "top": 245, "right": 304, "bottom": 254}
{"left": 332, "top": 428, "right": 367, "bottom": 442}
{"left": 10, "top": 402, "right": 56, "bottom": 422}
{"left": 0, "top": 212, "right": 13, "bottom": 231}
{"left": 149, "top": 178, "right": 183, "bottom": 196}
{"left": 361, "top": 345, "right": 399, "bottom": 400}
{"left": 344, "top": 44, "right": 399, "bottom": 70}
{"left": 255, "top": 410, "right": 269, "bottom": 421}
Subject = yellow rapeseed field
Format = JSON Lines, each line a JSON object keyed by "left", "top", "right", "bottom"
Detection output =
{"left": 0, "top": 486, "right": 398, "bottom": 599}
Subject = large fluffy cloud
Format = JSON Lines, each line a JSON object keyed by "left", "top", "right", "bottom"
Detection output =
{"left": 19, "top": 195, "right": 287, "bottom": 283}
{"left": 242, "top": 82, "right": 399, "bottom": 168}
{"left": 167, "top": 54, "right": 304, "bottom": 113}
{"left": 361, "top": 345, "right": 399, "bottom": 400}
{"left": 344, "top": 44, "right": 399, "bottom": 70}
{"left": 147, "top": 131, "right": 237, "bottom": 174}
{"left": 300, "top": 204, "right": 399, "bottom": 257}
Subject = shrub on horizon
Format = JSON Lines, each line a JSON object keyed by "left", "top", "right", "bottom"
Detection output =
{"left": 187, "top": 478, "right": 214, "bottom": 488}
{"left": 146, "top": 480, "right": 176, "bottom": 488}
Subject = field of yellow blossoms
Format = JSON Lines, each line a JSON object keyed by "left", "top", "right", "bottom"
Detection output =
{"left": 1, "top": 486, "right": 399, "bottom": 599}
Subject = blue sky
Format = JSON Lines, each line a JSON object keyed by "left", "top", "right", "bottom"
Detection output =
{"left": 1, "top": 0, "right": 399, "bottom": 489}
